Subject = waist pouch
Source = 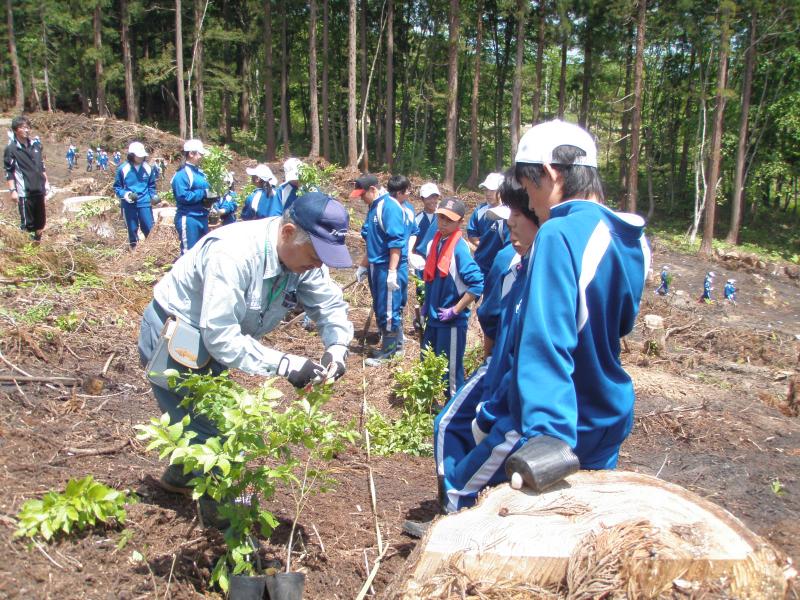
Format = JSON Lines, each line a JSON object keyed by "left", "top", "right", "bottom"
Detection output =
{"left": 146, "top": 317, "right": 211, "bottom": 390}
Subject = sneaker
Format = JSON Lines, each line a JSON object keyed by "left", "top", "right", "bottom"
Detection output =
{"left": 365, "top": 350, "right": 404, "bottom": 367}
{"left": 402, "top": 520, "right": 431, "bottom": 539}
{"left": 158, "top": 464, "right": 194, "bottom": 496}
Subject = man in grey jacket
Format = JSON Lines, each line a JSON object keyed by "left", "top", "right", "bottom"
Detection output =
{"left": 138, "top": 192, "right": 353, "bottom": 512}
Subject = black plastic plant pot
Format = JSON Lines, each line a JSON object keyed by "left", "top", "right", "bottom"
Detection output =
{"left": 265, "top": 572, "right": 306, "bottom": 600}
{"left": 229, "top": 574, "right": 267, "bottom": 600}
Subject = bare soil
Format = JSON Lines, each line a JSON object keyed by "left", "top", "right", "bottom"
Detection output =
{"left": 0, "top": 116, "right": 798, "bottom": 599}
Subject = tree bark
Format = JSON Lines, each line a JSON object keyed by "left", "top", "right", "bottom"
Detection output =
{"left": 347, "top": 0, "right": 358, "bottom": 168}
{"left": 726, "top": 8, "right": 756, "bottom": 244}
{"left": 557, "top": 34, "right": 567, "bottom": 119}
{"left": 384, "top": 0, "right": 394, "bottom": 170}
{"left": 41, "top": 14, "right": 52, "bottom": 112}
{"left": 359, "top": 0, "right": 369, "bottom": 170}
{"left": 240, "top": 51, "right": 251, "bottom": 131}
{"left": 619, "top": 22, "right": 634, "bottom": 193}
{"left": 677, "top": 46, "right": 696, "bottom": 208}
{"left": 193, "top": 0, "right": 206, "bottom": 137}
{"left": 120, "top": 0, "right": 137, "bottom": 121}
{"left": 308, "top": 0, "right": 320, "bottom": 158}
{"left": 467, "top": 0, "right": 484, "bottom": 188}
{"left": 578, "top": 13, "right": 593, "bottom": 128}
{"left": 625, "top": 0, "right": 646, "bottom": 214}
{"left": 510, "top": 0, "right": 526, "bottom": 159}
{"left": 700, "top": 1, "right": 732, "bottom": 256}
{"left": 6, "top": 0, "right": 24, "bottom": 111}
{"left": 532, "top": 0, "right": 546, "bottom": 124}
{"left": 264, "top": 0, "right": 276, "bottom": 160}
{"left": 176, "top": 0, "right": 187, "bottom": 138}
{"left": 443, "top": 0, "right": 460, "bottom": 191}
{"left": 279, "top": 0, "right": 290, "bottom": 155}
{"left": 321, "top": 0, "right": 331, "bottom": 160}
{"left": 93, "top": 3, "right": 107, "bottom": 116}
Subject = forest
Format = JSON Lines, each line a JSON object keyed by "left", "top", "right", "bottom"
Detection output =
{"left": 2, "top": 0, "right": 799, "bottom": 256}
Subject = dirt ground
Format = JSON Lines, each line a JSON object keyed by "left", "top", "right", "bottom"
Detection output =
{"left": 0, "top": 119, "right": 799, "bottom": 599}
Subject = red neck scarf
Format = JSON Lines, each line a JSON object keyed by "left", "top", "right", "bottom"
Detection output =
{"left": 423, "top": 230, "right": 461, "bottom": 282}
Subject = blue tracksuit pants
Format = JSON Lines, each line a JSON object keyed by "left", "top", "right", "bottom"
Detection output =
{"left": 122, "top": 203, "right": 154, "bottom": 247}
{"left": 368, "top": 263, "right": 408, "bottom": 333}
{"left": 174, "top": 214, "right": 209, "bottom": 255}
{"left": 422, "top": 322, "right": 467, "bottom": 399}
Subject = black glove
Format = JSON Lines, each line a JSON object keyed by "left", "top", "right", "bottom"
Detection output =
{"left": 504, "top": 435, "right": 580, "bottom": 493}
{"left": 321, "top": 344, "right": 348, "bottom": 382}
{"left": 124, "top": 191, "right": 138, "bottom": 203}
{"left": 277, "top": 353, "right": 325, "bottom": 388}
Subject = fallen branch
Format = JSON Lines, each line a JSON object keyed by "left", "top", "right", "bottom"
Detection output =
{"left": 0, "top": 374, "right": 80, "bottom": 385}
{"left": 638, "top": 403, "right": 706, "bottom": 419}
{"left": 102, "top": 352, "right": 116, "bottom": 376}
{"left": 354, "top": 543, "right": 390, "bottom": 600}
{"left": 665, "top": 318, "right": 703, "bottom": 339}
{"left": 50, "top": 439, "right": 130, "bottom": 464}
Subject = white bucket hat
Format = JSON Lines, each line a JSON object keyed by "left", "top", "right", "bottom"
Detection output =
{"left": 246, "top": 163, "right": 278, "bottom": 185}
{"left": 128, "top": 141, "right": 148, "bottom": 158}
{"left": 283, "top": 158, "right": 303, "bottom": 182}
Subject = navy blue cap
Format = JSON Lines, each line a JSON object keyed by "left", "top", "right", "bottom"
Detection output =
{"left": 289, "top": 192, "right": 353, "bottom": 268}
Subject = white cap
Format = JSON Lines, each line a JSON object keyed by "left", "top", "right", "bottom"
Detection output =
{"left": 515, "top": 119, "right": 597, "bottom": 167}
{"left": 479, "top": 172, "right": 505, "bottom": 191}
{"left": 183, "top": 139, "right": 209, "bottom": 155}
{"left": 487, "top": 205, "right": 511, "bottom": 221}
{"left": 246, "top": 163, "right": 278, "bottom": 185}
{"left": 727, "top": 279, "right": 736, "bottom": 283}
{"left": 420, "top": 182, "right": 441, "bottom": 198}
{"left": 283, "top": 157, "right": 303, "bottom": 182}
{"left": 128, "top": 141, "right": 148, "bottom": 158}
{"left": 223, "top": 171, "right": 235, "bottom": 186}
{"left": 708, "top": 271, "right": 716, "bottom": 277}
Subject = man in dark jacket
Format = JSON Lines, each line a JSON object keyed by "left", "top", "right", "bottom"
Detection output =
{"left": 4, "top": 116, "right": 49, "bottom": 241}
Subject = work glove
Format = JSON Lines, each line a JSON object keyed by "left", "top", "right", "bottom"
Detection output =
{"left": 124, "top": 191, "right": 138, "bottom": 203}
{"left": 217, "top": 207, "right": 227, "bottom": 216}
{"left": 208, "top": 209, "right": 220, "bottom": 225}
{"left": 437, "top": 306, "right": 458, "bottom": 322}
{"left": 202, "top": 189, "right": 219, "bottom": 208}
{"left": 321, "top": 344, "right": 348, "bottom": 383}
{"left": 356, "top": 265, "right": 368, "bottom": 283}
{"left": 408, "top": 253, "right": 426, "bottom": 271}
{"left": 277, "top": 353, "right": 325, "bottom": 388}
{"left": 387, "top": 269, "right": 400, "bottom": 292}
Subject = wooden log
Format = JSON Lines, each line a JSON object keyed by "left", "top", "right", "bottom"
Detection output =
{"left": 385, "top": 471, "right": 786, "bottom": 599}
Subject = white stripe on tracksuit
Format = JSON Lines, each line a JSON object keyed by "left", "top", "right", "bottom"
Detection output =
{"left": 180, "top": 216, "right": 189, "bottom": 254}
{"left": 448, "top": 327, "right": 458, "bottom": 397}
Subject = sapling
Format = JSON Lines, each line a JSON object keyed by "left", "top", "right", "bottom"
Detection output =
{"left": 135, "top": 372, "right": 356, "bottom": 592}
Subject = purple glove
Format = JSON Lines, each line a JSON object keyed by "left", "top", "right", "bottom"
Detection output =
{"left": 437, "top": 306, "right": 458, "bottom": 322}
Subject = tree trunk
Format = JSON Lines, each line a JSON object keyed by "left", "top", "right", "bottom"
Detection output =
{"left": 726, "top": 8, "right": 756, "bottom": 245}
{"left": 176, "top": 0, "right": 187, "bottom": 138}
{"left": 700, "top": 1, "right": 732, "bottom": 256}
{"left": 467, "top": 0, "right": 484, "bottom": 188}
{"left": 6, "top": 0, "right": 24, "bottom": 111}
{"left": 509, "top": 0, "right": 526, "bottom": 159}
{"left": 322, "top": 0, "right": 331, "bottom": 160}
{"left": 532, "top": 0, "right": 545, "bottom": 124}
{"left": 279, "top": 0, "right": 290, "bottom": 155}
{"left": 347, "top": 0, "right": 358, "bottom": 168}
{"left": 625, "top": 0, "right": 646, "bottom": 214}
{"left": 443, "top": 0, "right": 460, "bottom": 191}
{"left": 193, "top": 0, "right": 206, "bottom": 138}
{"left": 578, "top": 14, "right": 593, "bottom": 128}
{"left": 41, "top": 14, "right": 53, "bottom": 112}
{"left": 308, "top": 0, "right": 320, "bottom": 158}
{"left": 264, "top": 0, "right": 276, "bottom": 160}
{"left": 557, "top": 34, "right": 567, "bottom": 119}
{"left": 120, "top": 0, "right": 137, "bottom": 121}
{"left": 359, "top": 0, "right": 369, "bottom": 171}
{"left": 240, "top": 51, "right": 251, "bottom": 131}
{"left": 677, "top": 46, "right": 696, "bottom": 209}
{"left": 384, "top": 0, "right": 394, "bottom": 170}
{"left": 619, "top": 22, "right": 634, "bottom": 193}
{"left": 93, "top": 3, "right": 107, "bottom": 116}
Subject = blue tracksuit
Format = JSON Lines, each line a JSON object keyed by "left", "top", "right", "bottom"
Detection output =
{"left": 278, "top": 181, "right": 298, "bottom": 213}
{"left": 724, "top": 282, "right": 736, "bottom": 303}
{"left": 702, "top": 275, "right": 713, "bottom": 301}
{"left": 241, "top": 187, "right": 281, "bottom": 220}
{"left": 441, "top": 200, "right": 650, "bottom": 511}
{"left": 476, "top": 244, "right": 520, "bottom": 344}
{"left": 213, "top": 191, "right": 238, "bottom": 226}
{"left": 86, "top": 149, "right": 94, "bottom": 171}
{"left": 468, "top": 203, "right": 511, "bottom": 275}
{"left": 422, "top": 235, "right": 484, "bottom": 398}
{"left": 656, "top": 268, "right": 669, "bottom": 295}
{"left": 361, "top": 193, "right": 407, "bottom": 333}
{"left": 435, "top": 249, "right": 528, "bottom": 512}
{"left": 113, "top": 151, "right": 121, "bottom": 166}
{"left": 398, "top": 200, "right": 418, "bottom": 314}
{"left": 66, "top": 147, "right": 76, "bottom": 170}
{"left": 414, "top": 212, "right": 436, "bottom": 254}
{"left": 114, "top": 160, "right": 157, "bottom": 247}
{"left": 172, "top": 163, "right": 211, "bottom": 254}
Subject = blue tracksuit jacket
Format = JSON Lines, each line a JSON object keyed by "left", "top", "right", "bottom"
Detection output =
{"left": 468, "top": 203, "right": 511, "bottom": 275}
{"left": 278, "top": 182, "right": 298, "bottom": 213}
{"left": 114, "top": 161, "right": 157, "bottom": 208}
{"left": 241, "top": 187, "right": 281, "bottom": 220}
{"left": 172, "top": 163, "right": 211, "bottom": 254}
{"left": 476, "top": 244, "right": 519, "bottom": 342}
{"left": 422, "top": 236, "right": 484, "bottom": 328}
{"left": 213, "top": 191, "right": 238, "bottom": 226}
{"left": 414, "top": 212, "right": 435, "bottom": 254}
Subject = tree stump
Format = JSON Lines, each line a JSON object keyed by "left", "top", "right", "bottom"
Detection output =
{"left": 642, "top": 314, "right": 666, "bottom": 356}
{"left": 385, "top": 471, "right": 786, "bottom": 599}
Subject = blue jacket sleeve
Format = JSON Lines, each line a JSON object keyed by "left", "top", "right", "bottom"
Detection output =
{"left": 383, "top": 201, "right": 406, "bottom": 250}
{"left": 173, "top": 170, "right": 206, "bottom": 205}
{"left": 148, "top": 166, "right": 157, "bottom": 198}
{"left": 467, "top": 207, "right": 482, "bottom": 239}
{"left": 513, "top": 228, "right": 579, "bottom": 445}
{"left": 476, "top": 257, "right": 505, "bottom": 339}
{"left": 113, "top": 166, "right": 126, "bottom": 199}
{"left": 456, "top": 242, "right": 484, "bottom": 297}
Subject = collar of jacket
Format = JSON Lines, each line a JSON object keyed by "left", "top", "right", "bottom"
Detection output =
{"left": 262, "top": 217, "right": 284, "bottom": 280}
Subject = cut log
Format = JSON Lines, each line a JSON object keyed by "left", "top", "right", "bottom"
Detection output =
{"left": 385, "top": 471, "right": 786, "bottom": 599}
{"left": 61, "top": 195, "right": 107, "bottom": 213}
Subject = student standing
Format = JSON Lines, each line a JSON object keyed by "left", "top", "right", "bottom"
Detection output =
{"left": 468, "top": 172, "right": 511, "bottom": 276}
{"left": 4, "top": 116, "right": 49, "bottom": 241}
{"left": 241, "top": 164, "right": 280, "bottom": 220}
{"left": 172, "top": 139, "right": 217, "bottom": 255}
{"left": 114, "top": 141, "right": 157, "bottom": 249}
